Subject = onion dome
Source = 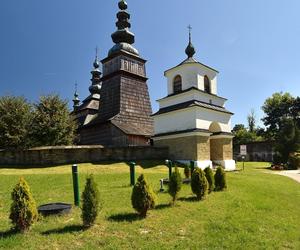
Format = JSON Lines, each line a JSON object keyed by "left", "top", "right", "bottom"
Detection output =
{"left": 185, "top": 25, "right": 196, "bottom": 58}
{"left": 73, "top": 84, "right": 80, "bottom": 110}
{"left": 89, "top": 50, "right": 102, "bottom": 95}
{"left": 109, "top": 0, "right": 139, "bottom": 56}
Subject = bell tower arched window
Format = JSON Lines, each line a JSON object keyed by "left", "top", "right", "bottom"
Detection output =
{"left": 204, "top": 75, "right": 211, "bottom": 93}
{"left": 173, "top": 75, "right": 182, "bottom": 94}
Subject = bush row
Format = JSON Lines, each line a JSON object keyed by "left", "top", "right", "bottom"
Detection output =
{"left": 8, "top": 166, "right": 227, "bottom": 232}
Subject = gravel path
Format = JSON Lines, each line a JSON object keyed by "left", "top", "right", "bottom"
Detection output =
{"left": 275, "top": 170, "right": 300, "bottom": 183}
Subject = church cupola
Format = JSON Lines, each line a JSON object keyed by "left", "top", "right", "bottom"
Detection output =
{"left": 108, "top": 0, "right": 139, "bottom": 56}
{"left": 185, "top": 25, "right": 196, "bottom": 58}
{"left": 89, "top": 48, "right": 102, "bottom": 96}
{"left": 72, "top": 83, "right": 80, "bottom": 110}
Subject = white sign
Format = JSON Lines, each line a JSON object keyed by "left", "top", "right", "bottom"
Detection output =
{"left": 240, "top": 145, "right": 247, "bottom": 156}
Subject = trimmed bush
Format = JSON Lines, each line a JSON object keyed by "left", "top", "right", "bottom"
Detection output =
{"left": 184, "top": 164, "right": 190, "bottom": 178}
{"left": 191, "top": 168, "right": 208, "bottom": 200}
{"left": 168, "top": 167, "right": 182, "bottom": 203}
{"left": 131, "top": 174, "right": 156, "bottom": 217}
{"left": 204, "top": 167, "right": 215, "bottom": 193}
{"left": 9, "top": 177, "right": 38, "bottom": 232}
{"left": 81, "top": 174, "right": 101, "bottom": 228}
{"left": 214, "top": 167, "right": 227, "bottom": 191}
{"left": 288, "top": 153, "right": 300, "bottom": 170}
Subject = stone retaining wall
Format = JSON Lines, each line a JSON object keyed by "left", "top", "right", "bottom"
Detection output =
{"left": 0, "top": 146, "right": 169, "bottom": 166}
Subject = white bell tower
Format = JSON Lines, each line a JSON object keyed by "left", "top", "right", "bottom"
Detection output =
{"left": 152, "top": 27, "right": 235, "bottom": 170}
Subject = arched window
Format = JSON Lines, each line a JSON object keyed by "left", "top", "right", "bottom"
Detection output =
{"left": 173, "top": 75, "right": 182, "bottom": 94}
{"left": 204, "top": 75, "right": 211, "bottom": 93}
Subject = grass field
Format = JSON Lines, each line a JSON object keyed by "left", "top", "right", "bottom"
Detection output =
{"left": 0, "top": 161, "right": 299, "bottom": 250}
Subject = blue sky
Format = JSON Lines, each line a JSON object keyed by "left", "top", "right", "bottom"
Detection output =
{"left": 0, "top": 0, "right": 299, "bottom": 127}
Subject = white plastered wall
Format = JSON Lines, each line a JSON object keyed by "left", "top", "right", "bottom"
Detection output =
{"left": 154, "top": 108, "right": 196, "bottom": 134}
{"left": 154, "top": 106, "right": 232, "bottom": 134}
{"left": 166, "top": 63, "right": 218, "bottom": 95}
{"left": 158, "top": 89, "right": 226, "bottom": 109}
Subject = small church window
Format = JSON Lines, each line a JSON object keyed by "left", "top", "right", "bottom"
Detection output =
{"left": 204, "top": 75, "right": 211, "bottom": 93}
{"left": 173, "top": 75, "right": 182, "bottom": 94}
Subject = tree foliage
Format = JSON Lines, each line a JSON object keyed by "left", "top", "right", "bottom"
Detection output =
{"left": 131, "top": 174, "right": 156, "bottom": 217}
{"left": 30, "top": 95, "right": 77, "bottom": 146}
{"left": 9, "top": 177, "right": 38, "bottom": 232}
{"left": 81, "top": 174, "right": 101, "bottom": 228}
{"left": 247, "top": 109, "right": 256, "bottom": 133}
{"left": 275, "top": 118, "right": 300, "bottom": 163}
{"left": 168, "top": 167, "right": 182, "bottom": 203}
{"left": 262, "top": 92, "right": 299, "bottom": 139}
{"left": 232, "top": 124, "right": 260, "bottom": 145}
{"left": 0, "top": 96, "right": 32, "bottom": 149}
{"left": 191, "top": 168, "right": 208, "bottom": 200}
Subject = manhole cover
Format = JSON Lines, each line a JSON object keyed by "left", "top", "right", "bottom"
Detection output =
{"left": 38, "top": 203, "right": 72, "bottom": 216}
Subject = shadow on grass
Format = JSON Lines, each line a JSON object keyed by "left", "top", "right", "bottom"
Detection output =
{"left": 42, "top": 225, "right": 84, "bottom": 235}
{"left": 0, "top": 229, "right": 18, "bottom": 239}
{"left": 155, "top": 203, "right": 172, "bottom": 210}
{"left": 108, "top": 212, "right": 142, "bottom": 222}
{"left": 178, "top": 196, "right": 198, "bottom": 202}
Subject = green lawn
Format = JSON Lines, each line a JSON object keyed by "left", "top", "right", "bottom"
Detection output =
{"left": 0, "top": 162, "right": 299, "bottom": 250}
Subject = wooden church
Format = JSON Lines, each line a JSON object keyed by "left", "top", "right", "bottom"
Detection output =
{"left": 72, "top": 0, "right": 154, "bottom": 146}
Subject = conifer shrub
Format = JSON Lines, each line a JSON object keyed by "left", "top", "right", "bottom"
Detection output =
{"left": 191, "top": 168, "right": 208, "bottom": 200}
{"left": 131, "top": 174, "right": 156, "bottom": 218}
{"left": 184, "top": 164, "right": 190, "bottom": 178}
{"left": 81, "top": 174, "right": 101, "bottom": 228}
{"left": 168, "top": 167, "right": 182, "bottom": 204}
{"left": 204, "top": 167, "right": 215, "bottom": 193}
{"left": 214, "top": 166, "right": 227, "bottom": 191}
{"left": 9, "top": 177, "right": 38, "bottom": 232}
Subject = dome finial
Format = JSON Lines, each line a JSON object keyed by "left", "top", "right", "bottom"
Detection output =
{"left": 73, "top": 82, "right": 80, "bottom": 110}
{"left": 185, "top": 25, "right": 196, "bottom": 58}
{"left": 118, "top": 0, "right": 127, "bottom": 10}
{"left": 93, "top": 46, "right": 100, "bottom": 69}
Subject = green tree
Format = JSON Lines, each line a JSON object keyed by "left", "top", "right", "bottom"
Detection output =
{"left": 168, "top": 167, "right": 182, "bottom": 204}
{"left": 191, "top": 168, "right": 208, "bottom": 200}
{"left": 262, "top": 92, "right": 297, "bottom": 139}
{"left": 81, "top": 174, "right": 101, "bottom": 228}
{"left": 30, "top": 95, "right": 77, "bottom": 146}
{"left": 276, "top": 118, "right": 300, "bottom": 163}
{"left": 247, "top": 109, "right": 256, "bottom": 133}
{"left": 0, "top": 96, "right": 32, "bottom": 149}
{"left": 9, "top": 177, "right": 38, "bottom": 232}
{"left": 232, "top": 124, "right": 258, "bottom": 145}
{"left": 131, "top": 174, "right": 156, "bottom": 218}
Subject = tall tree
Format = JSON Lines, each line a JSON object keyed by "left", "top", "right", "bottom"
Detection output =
{"left": 30, "top": 95, "right": 77, "bottom": 146}
{"left": 0, "top": 96, "right": 32, "bottom": 149}
{"left": 247, "top": 109, "right": 256, "bottom": 133}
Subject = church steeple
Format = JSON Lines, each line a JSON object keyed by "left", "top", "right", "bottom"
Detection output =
{"left": 73, "top": 83, "right": 80, "bottom": 110}
{"left": 185, "top": 25, "right": 196, "bottom": 58}
{"left": 108, "top": 0, "right": 139, "bottom": 56}
{"left": 89, "top": 47, "right": 102, "bottom": 95}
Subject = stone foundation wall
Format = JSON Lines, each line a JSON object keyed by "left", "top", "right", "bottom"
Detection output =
{"left": 154, "top": 135, "right": 210, "bottom": 161}
{"left": 210, "top": 138, "right": 233, "bottom": 161}
{"left": 0, "top": 146, "right": 169, "bottom": 166}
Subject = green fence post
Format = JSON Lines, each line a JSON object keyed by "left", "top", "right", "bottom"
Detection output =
{"left": 190, "top": 161, "right": 195, "bottom": 175}
{"left": 72, "top": 164, "right": 80, "bottom": 207}
{"left": 166, "top": 160, "right": 172, "bottom": 180}
{"left": 129, "top": 162, "right": 136, "bottom": 186}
